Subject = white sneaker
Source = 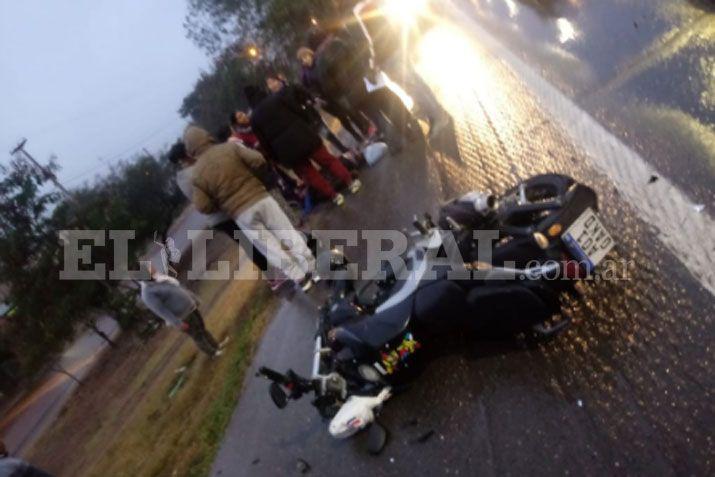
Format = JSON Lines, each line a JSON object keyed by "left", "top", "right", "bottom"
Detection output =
{"left": 298, "top": 274, "right": 314, "bottom": 292}
{"left": 333, "top": 193, "right": 345, "bottom": 206}
{"left": 348, "top": 179, "right": 362, "bottom": 194}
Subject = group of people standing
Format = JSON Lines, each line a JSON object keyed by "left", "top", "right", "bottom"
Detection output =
{"left": 139, "top": 0, "right": 450, "bottom": 357}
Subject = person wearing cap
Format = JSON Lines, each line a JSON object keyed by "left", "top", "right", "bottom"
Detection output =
{"left": 0, "top": 440, "right": 53, "bottom": 477}
{"left": 251, "top": 72, "right": 362, "bottom": 206}
{"left": 184, "top": 125, "right": 318, "bottom": 291}
{"left": 139, "top": 266, "right": 224, "bottom": 357}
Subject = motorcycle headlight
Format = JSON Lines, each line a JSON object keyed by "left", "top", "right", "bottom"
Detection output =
{"left": 358, "top": 365, "right": 382, "bottom": 382}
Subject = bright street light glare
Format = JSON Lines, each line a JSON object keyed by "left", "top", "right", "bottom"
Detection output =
{"left": 382, "top": 0, "right": 430, "bottom": 27}
{"left": 556, "top": 18, "right": 578, "bottom": 43}
{"left": 417, "top": 26, "right": 491, "bottom": 103}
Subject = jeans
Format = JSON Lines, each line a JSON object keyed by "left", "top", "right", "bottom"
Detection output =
{"left": 184, "top": 310, "right": 219, "bottom": 356}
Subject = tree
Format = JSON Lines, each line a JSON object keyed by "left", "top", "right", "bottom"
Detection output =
{"left": 0, "top": 156, "right": 72, "bottom": 378}
{"left": 0, "top": 150, "right": 186, "bottom": 391}
{"left": 179, "top": 0, "right": 353, "bottom": 130}
{"left": 184, "top": 0, "right": 344, "bottom": 62}
{"left": 179, "top": 52, "right": 264, "bottom": 131}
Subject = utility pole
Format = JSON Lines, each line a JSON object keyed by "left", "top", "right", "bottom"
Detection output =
{"left": 10, "top": 138, "right": 116, "bottom": 295}
{"left": 11, "top": 138, "right": 77, "bottom": 204}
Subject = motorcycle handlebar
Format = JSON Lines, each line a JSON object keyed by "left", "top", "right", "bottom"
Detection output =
{"left": 258, "top": 366, "right": 289, "bottom": 384}
{"left": 258, "top": 367, "right": 316, "bottom": 394}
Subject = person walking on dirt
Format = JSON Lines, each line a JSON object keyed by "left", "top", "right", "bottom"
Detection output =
{"left": 139, "top": 267, "right": 223, "bottom": 357}
{"left": 0, "top": 440, "right": 54, "bottom": 477}
{"left": 250, "top": 72, "right": 362, "bottom": 206}
{"left": 184, "top": 125, "right": 318, "bottom": 291}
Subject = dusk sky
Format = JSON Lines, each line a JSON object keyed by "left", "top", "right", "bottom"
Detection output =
{"left": 0, "top": 0, "right": 210, "bottom": 186}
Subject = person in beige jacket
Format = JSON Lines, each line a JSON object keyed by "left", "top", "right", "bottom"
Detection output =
{"left": 184, "top": 126, "right": 316, "bottom": 290}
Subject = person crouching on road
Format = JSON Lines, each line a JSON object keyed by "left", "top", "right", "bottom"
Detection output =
{"left": 250, "top": 72, "right": 361, "bottom": 207}
{"left": 140, "top": 267, "right": 223, "bottom": 357}
{"left": 184, "top": 125, "right": 318, "bottom": 291}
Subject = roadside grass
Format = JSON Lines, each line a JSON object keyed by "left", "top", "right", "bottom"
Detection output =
{"left": 27, "top": 268, "right": 276, "bottom": 477}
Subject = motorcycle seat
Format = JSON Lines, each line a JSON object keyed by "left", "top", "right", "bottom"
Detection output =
{"left": 341, "top": 296, "right": 413, "bottom": 349}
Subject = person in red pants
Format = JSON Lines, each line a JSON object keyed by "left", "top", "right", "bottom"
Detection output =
{"left": 292, "top": 143, "right": 358, "bottom": 205}
{"left": 250, "top": 72, "right": 362, "bottom": 206}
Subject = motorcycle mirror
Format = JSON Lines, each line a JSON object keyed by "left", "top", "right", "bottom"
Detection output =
{"left": 269, "top": 382, "right": 288, "bottom": 409}
{"left": 367, "top": 421, "right": 388, "bottom": 455}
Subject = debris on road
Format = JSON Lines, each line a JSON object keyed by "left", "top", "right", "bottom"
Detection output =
{"left": 411, "top": 430, "right": 436, "bottom": 444}
{"left": 577, "top": 399, "right": 584, "bottom": 408}
{"left": 648, "top": 175, "right": 659, "bottom": 185}
{"left": 296, "top": 458, "right": 311, "bottom": 474}
{"left": 692, "top": 204, "right": 705, "bottom": 213}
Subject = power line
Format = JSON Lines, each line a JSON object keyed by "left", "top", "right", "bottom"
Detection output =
{"left": 63, "top": 119, "right": 180, "bottom": 186}
{"left": 10, "top": 138, "right": 77, "bottom": 204}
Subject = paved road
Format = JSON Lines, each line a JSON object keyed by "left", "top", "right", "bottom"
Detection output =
{"left": 212, "top": 4, "right": 714, "bottom": 476}
{"left": 454, "top": 0, "right": 714, "bottom": 207}
{"left": 0, "top": 316, "right": 119, "bottom": 456}
{"left": 0, "top": 206, "right": 209, "bottom": 458}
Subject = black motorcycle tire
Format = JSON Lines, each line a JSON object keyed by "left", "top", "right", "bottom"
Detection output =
{"left": 502, "top": 173, "right": 575, "bottom": 201}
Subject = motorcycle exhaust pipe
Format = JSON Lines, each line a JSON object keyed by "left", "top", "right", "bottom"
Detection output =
{"left": 461, "top": 191, "right": 498, "bottom": 214}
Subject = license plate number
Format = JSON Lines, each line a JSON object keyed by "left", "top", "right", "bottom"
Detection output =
{"left": 562, "top": 208, "right": 615, "bottom": 271}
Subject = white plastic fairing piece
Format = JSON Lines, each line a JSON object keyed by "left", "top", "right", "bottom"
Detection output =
{"left": 328, "top": 388, "right": 392, "bottom": 439}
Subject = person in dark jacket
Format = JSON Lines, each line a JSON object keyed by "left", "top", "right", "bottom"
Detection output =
{"left": 311, "top": 29, "right": 418, "bottom": 153}
{"left": 269, "top": 69, "right": 358, "bottom": 163}
{"left": 0, "top": 440, "right": 53, "bottom": 477}
{"left": 251, "top": 73, "right": 362, "bottom": 206}
{"left": 297, "top": 46, "right": 369, "bottom": 143}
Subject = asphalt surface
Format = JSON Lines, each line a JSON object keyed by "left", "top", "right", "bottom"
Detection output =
{"left": 0, "top": 316, "right": 119, "bottom": 456}
{"left": 0, "top": 208, "right": 208, "bottom": 459}
{"left": 454, "top": 0, "right": 715, "bottom": 208}
{"left": 212, "top": 4, "right": 715, "bottom": 476}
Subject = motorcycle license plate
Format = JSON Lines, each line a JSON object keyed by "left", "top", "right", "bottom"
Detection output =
{"left": 562, "top": 208, "right": 614, "bottom": 272}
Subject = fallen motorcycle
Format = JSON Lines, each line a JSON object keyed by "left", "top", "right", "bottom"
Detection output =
{"left": 258, "top": 174, "right": 615, "bottom": 440}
